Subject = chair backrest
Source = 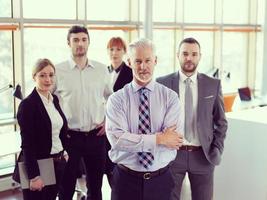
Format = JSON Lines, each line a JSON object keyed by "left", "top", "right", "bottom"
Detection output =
{"left": 223, "top": 94, "right": 237, "bottom": 112}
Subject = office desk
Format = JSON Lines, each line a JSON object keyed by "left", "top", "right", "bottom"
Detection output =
{"left": 214, "top": 107, "right": 267, "bottom": 200}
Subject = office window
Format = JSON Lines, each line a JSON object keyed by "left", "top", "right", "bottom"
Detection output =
{"left": 89, "top": 30, "right": 125, "bottom": 65}
{"left": 0, "top": 0, "right": 11, "bottom": 17}
{"left": 87, "top": 0, "right": 129, "bottom": 21}
{"left": 223, "top": 0, "right": 249, "bottom": 24}
{"left": 0, "top": 155, "right": 15, "bottom": 176}
{"left": 0, "top": 31, "right": 13, "bottom": 120}
{"left": 0, "top": 125, "right": 19, "bottom": 176}
{"left": 153, "top": 0, "right": 175, "bottom": 22}
{"left": 153, "top": 30, "right": 175, "bottom": 77}
{"left": 257, "top": 0, "right": 265, "bottom": 25}
{"left": 184, "top": 0, "right": 214, "bottom": 23}
{"left": 222, "top": 32, "right": 248, "bottom": 93}
{"left": 23, "top": 0, "right": 76, "bottom": 19}
{"left": 23, "top": 28, "right": 69, "bottom": 95}
{"left": 255, "top": 32, "right": 263, "bottom": 94}
{"left": 0, "top": 125, "right": 14, "bottom": 134}
{"left": 184, "top": 31, "right": 214, "bottom": 74}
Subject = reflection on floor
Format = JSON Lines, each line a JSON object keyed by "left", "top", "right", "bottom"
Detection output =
{"left": 0, "top": 175, "right": 111, "bottom": 200}
{"left": 0, "top": 175, "right": 192, "bottom": 200}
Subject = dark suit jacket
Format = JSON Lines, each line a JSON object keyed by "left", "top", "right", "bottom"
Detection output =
{"left": 110, "top": 62, "right": 133, "bottom": 92}
{"left": 13, "top": 88, "right": 68, "bottom": 181}
{"left": 156, "top": 72, "right": 228, "bottom": 165}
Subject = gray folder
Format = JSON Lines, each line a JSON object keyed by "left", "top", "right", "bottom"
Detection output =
{"left": 18, "top": 158, "right": 56, "bottom": 189}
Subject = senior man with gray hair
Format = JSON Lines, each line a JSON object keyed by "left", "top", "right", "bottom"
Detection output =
{"left": 105, "top": 38, "right": 184, "bottom": 200}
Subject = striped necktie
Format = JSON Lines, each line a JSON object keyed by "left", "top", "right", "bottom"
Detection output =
{"left": 138, "top": 87, "right": 154, "bottom": 169}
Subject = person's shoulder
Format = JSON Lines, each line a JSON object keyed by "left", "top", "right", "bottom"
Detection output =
{"left": 55, "top": 60, "right": 70, "bottom": 71}
{"left": 156, "top": 72, "right": 177, "bottom": 83}
{"left": 121, "top": 63, "right": 133, "bottom": 79}
{"left": 198, "top": 73, "right": 220, "bottom": 84}
{"left": 155, "top": 81, "right": 178, "bottom": 97}
{"left": 121, "top": 62, "right": 131, "bottom": 71}
{"left": 90, "top": 60, "right": 109, "bottom": 73}
{"left": 110, "top": 83, "right": 131, "bottom": 99}
{"left": 90, "top": 60, "right": 106, "bottom": 68}
{"left": 18, "top": 89, "right": 38, "bottom": 109}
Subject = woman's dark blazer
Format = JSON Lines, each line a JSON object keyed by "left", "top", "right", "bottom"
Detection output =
{"left": 13, "top": 88, "right": 68, "bottom": 181}
{"left": 112, "top": 61, "right": 133, "bottom": 92}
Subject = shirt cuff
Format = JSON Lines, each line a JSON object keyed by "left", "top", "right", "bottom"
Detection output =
{"left": 142, "top": 134, "right": 156, "bottom": 153}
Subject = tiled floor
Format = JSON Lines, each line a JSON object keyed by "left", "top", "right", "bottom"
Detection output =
{"left": 0, "top": 189, "right": 22, "bottom": 200}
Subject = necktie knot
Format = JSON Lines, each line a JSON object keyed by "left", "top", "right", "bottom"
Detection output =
{"left": 185, "top": 77, "right": 192, "bottom": 85}
{"left": 139, "top": 87, "right": 148, "bottom": 95}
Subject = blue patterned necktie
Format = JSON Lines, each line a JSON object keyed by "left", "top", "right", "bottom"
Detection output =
{"left": 138, "top": 87, "right": 154, "bottom": 169}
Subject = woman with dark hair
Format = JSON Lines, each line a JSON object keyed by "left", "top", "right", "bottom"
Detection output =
{"left": 13, "top": 58, "right": 68, "bottom": 200}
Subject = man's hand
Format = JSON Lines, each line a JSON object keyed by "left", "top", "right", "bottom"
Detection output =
{"left": 156, "top": 125, "right": 183, "bottom": 149}
{"left": 95, "top": 120, "right": 106, "bottom": 136}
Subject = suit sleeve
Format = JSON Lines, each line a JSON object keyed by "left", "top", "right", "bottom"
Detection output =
{"left": 212, "top": 81, "right": 228, "bottom": 153}
{"left": 17, "top": 100, "right": 40, "bottom": 179}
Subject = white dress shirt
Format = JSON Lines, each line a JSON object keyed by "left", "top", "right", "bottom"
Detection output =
{"left": 37, "top": 91, "right": 64, "bottom": 154}
{"left": 106, "top": 80, "right": 184, "bottom": 171}
{"left": 55, "top": 58, "right": 113, "bottom": 131}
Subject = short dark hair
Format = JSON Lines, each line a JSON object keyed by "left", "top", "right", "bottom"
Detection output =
{"left": 178, "top": 37, "right": 201, "bottom": 52}
{"left": 67, "top": 25, "right": 90, "bottom": 42}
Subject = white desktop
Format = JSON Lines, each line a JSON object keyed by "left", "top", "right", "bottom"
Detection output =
{"left": 214, "top": 106, "right": 267, "bottom": 200}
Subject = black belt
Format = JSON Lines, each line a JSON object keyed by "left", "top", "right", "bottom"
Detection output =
{"left": 68, "top": 127, "right": 101, "bottom": 136}
{"left": 180, "top": 145, "right": 202, "bottom": 152}
{"left": 117, "top": 164, "right": 169, "bottom": 180}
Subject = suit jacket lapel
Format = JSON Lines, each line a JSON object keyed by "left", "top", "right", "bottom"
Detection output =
{"left": 113, "top": 64, "right": 124, "bottom": 91}
{"left": 171, "top": 72, "right": 180, "bottom": 97}
{"left": 197, "top": 73, "right": 204, "bottom": 116}
{"left": 32, "top": 89, "right": 51, "bottom": 133}
{"left": 113, "top": 62, "right": 132, "bottom": 92}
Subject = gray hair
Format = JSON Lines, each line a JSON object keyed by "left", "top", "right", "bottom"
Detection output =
{"left": 128, "top": 38, "right": 156, "bottom": 58}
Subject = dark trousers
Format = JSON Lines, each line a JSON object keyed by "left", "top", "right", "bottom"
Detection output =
{"left": 170, "top": 148, "right": 215, "bottom": 200}
{"left": 104, "top": 136, "right": 115, "bottom": 187}
{"left": 22, "top": 155, "right": 66, "bottom": 200}
{"left": 111, "top": 165, "right": 174, "bottom": 200}
{"left": 60, "top": 131, "right": 106, "bottom": 200}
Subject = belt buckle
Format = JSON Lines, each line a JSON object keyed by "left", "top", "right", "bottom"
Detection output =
{"left": 184, "top": 145, "right": 193, "bottom": 152}
{"left": 188, "top": 147, "right": 193, "bottom": 152}
{"left": 143, "top": 172, "right": 151, "bottom": 180}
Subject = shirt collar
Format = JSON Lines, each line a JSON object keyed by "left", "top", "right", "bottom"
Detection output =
{"left": 179, "top": 70, "right": 197, "bottom": 84}
{"left": 37, "top": 90, "right": 53, "bottom": 104}
{"left": 132, "top": 80, "right": 155, "bottom": 93}
{"left": 108, "top": 62, "right": 124, "bottom": 73}
{"left": 68, "top": 57, "right": 94, "bottom": 70}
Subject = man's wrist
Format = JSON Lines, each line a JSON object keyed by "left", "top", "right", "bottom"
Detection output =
{"left": 156, "top": 132, "right": 163, "bottom": 145}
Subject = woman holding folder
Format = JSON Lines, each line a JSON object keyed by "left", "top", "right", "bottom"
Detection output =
{"left": 13, "top": 58, "right": 68, "bottom": 200}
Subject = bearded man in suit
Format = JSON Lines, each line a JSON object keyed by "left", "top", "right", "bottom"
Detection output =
{"left": 156, "top": 37, "right": 228, "bottom": 200}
